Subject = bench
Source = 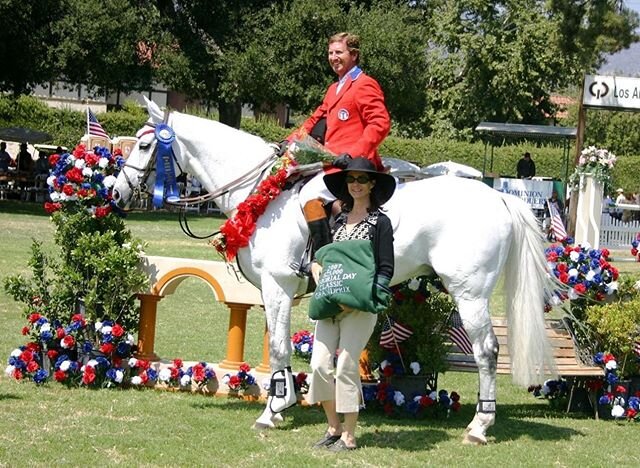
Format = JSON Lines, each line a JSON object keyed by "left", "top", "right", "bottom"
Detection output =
{"left": 445, "top": 318, "right": 604, "bottom": 416}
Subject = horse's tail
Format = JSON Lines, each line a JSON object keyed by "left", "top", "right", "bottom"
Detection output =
{"left": 501, "top": 193, "right": 557, "bottom": 386}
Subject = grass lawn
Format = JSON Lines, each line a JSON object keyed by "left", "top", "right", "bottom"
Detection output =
{"left": 1, "top": 200, "right": 640, "bottom": 467}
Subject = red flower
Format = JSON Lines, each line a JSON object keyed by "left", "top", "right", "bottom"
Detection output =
{"left": 13, "top": 369, "right": 24, "bottom": 380}
{"left": 26, "top": 360, "right": 39, "bottom": 373}
{"left": 26, "top": 342, "right": 40, "bottom": 352}
{"left": 66, "top": 167, "right": 84, "bottom": 183}
{"left": 586, "top": 379, "right": 604, "bottom": 391}
{"left": 611, "top": 267, "right": 619, "bottom": 280}
{"left": 192, "top": 364, "right": 205, "bottom": 382}
{"left": 559, "top": 272, "right": 569, "bottom": 284}
{"left": 100, "top": 343, "right": 115, "bottom": 355}
{"left": 556, "top": 263, "right": 568, "bottom": 273}
{"left": 47, "top": 349, "right": 59, "bottom": 360}
{"left": 82, "top": 366, "right": 96, "bottom": 385}
{"left": 229, "top": 375, "right": 242, "bottom": 389}
{"left": 295, "top": 372, "right": 307, "bottom": 385}
{"left": 383, "top": 366, "right": 394, "bottom": 377}
{"left": 546, "top": 251, "right": 558, "bottom": 262}
{"left": 28, "top": 313, "right": 42, "bottom": 323}
{"left": 413, "top": 293, "right": 427, "bottom": 304}
{"left": 21, "top": 326, "right": 29, "bottom": 335}
{"left": 419, "top": 396, "right": 434, "bottom": 407}
{"left": 44, "top": 202, "right": 62, "bottom": 214}
{"left": 85, "top": 153, "right": 99, "bottom": 166}
{"left": 61, "top": 335, "right": 75, "bottom": 349}
{"left": 173, "top": 358, "right": 183, "bottom": 369}
{"left": 574, "top": 283, "right": 586, "bottom": 294}
{"left": 170, "top": 367, "right": 180, "bottom": 380}
{"left": 111, "top": 323, "right": 124, "bottom": 337}
{"left": 595, "top": 292, "right": 605, "bottom": 301}
{"left": 71, "top": 314, "right": 85, "bottom": 326}
{"left": 615, "top": 385, "right": 627, "bottom": 394}
{"left": 95, "top": 206, "right": 112, "bottom": 218}
{"left": 20, "top": 350, "right": 34, "bottom": 363}
{"left": 48, "top": 153, "right": 60, "bottom": 166}
{"left": 54, "top": 370, "right": 67, "bottom": 382}
{"left": 451, "top": 401, "right": 461, "bottom": 412}
{"left": 626, "top": 408, "right": 638, "bottom": 419}
{"left": 140, "top": 371, "right": 149, "bottom": 384}
{"left": 383, "top": 402, "right": 394, "bottom": 415}
{"left": 239, "top": 363, "right": 251, "bottom": 373}
{"left": 73, "top": 145, "right": 86, "bottom": 158}
{"left": 56, "top": 328, "right": 66, "bottom": 339}
{"left": 62, "top": 183, "right": 75, "bottom": 196}
{"left": 450, "top": 391, "right": 460, "bottom": 402}
{"left": 632, "top": 248, "right": 639, "bottom": 256}
{"left": 601, "top": 248, "right": 610, "bottom": 259}
{"left": 137, "top": 359, "right": 150, "bottom": 370}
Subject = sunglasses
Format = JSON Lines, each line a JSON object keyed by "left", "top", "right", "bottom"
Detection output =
{"left": 345, "top": 175, "right": 372, "bottom": 184}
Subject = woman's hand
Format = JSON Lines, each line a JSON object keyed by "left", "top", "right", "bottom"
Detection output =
{"left": 311, "top": 262, "right": 323, "bottom": 284}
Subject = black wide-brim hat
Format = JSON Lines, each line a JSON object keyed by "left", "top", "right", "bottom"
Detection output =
{"left": 323, "top": 157, "right": 396, "bottom": 205}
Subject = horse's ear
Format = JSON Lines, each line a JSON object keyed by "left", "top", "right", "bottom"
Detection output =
{"left": 142, "top": 96, "right": 163, "bottom": 122}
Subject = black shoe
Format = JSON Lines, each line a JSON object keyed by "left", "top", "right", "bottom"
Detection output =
{"left": 290, "top": 261, "right": 312, "bottom": 278}
{"left": 327, "top": 439, "right": 357, "bottom": 452}
{"left": 313, "top": 432, "right": 341, "bottom": 448}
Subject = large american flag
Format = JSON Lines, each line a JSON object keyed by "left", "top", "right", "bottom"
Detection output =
{"left": 548, "top": 199, "right": 567, "bottom": 241}
{"left": 448, "top": 310, "right": 473, "bottom": 355}
{"left": 87, "top": 108, "right": 109, "bottom": 139}
{"left": 379, "top": 316, "right": 413, "bottom": 349}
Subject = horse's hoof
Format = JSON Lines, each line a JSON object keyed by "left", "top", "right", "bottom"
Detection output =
{"left": 253, "top": 420, "right": 275, "bottom": 430}
{"left": 271, "top": 412, "right": 284, "bottom": 424}
{"left": 462, "top": 431, "right": 487, "bottom": 446}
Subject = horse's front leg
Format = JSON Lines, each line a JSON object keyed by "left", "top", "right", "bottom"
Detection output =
{"left": 457, "top": 298, "right": 498, "bottom": 445}
{"left": 254, "top": 273, "right": 300, "bottom": 429}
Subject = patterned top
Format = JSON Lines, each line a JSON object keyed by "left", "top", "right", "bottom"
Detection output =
{"left": 333, "top": 211, "right": 379, "bottom": 242}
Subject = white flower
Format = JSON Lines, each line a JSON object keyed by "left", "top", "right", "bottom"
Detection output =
{"left": 613, "top": 396, "right": 626, "bottom": 407}
{"left": 10, "top": 348, "right": 22, "bottom": 358}
{"left": 221, "top": 374, "right": 230, "bottom": 385}
{"left": 300, "top": 343, "right": 310, "bottom": 353}
{"left": 568, "top": 288, "right": 579, "bottom": 300}
{"left": 413, "top": 395, "right": 422, "bottom": 402}
{"left": 131, "top": 376, "right": 143, "bottom": 385}
{"left": 60, "top": 360, "right": 71, "bottom": 372}
{"left": 585, "top": 270, "right": 595, "bottom": 281}
{"left": 101, "top": 326, "right": 112, "bottom": 335}
{"left": 607, "top": 281, "right": 619, "bottom": 294}
{"left": 605, "top": 359, "right": 617, "bottom": 370}
{"left": 393, "top": 391, "right": 405, "bottom": 406}
{"left": 611, "top": 404, "right": 625, "bottom": 418}
{"left": 114, "top": 370, "right": 124, "bottom": 383}
{"left": 40, "top": 323, "right": 51, "bottom": 333}
{"left": 582, "top": 242, "right": 592, "bottom": 250}
{"left": 128, "top": 358, "right": 138, "bottom": 368}
{"left": 126, "top": 334, "right": 135, "bottom": 345}
{"left": 261, "top": 377, "right": 271, "bottom": 390}
{"left": 409, "top": 362, "right": 421, "bottom": 375}
{"left": 82, "top": 167, "right": 93, "bottom": 178}
{"left": 206, "top": 363, "right": 216, "bottom": 371}
{"left": 429, "top": 391, "right": 438, "bottom": 400}
{"left": 67, "top": 155, "right": 76, "bottom": 165}
{"left": 541, "top": 384, "right": 551, "bottom": 396}
{"left": 634, "top": 280, "right": 640, "bottom": 291}
{"left": 380, "top": 360, "right": 389, "bottom": 370}
{"left": 569, "top": 251, "right": 580, "bottom": 262}
{"left": 158, "top": 368, "right": 171, "bottom": 382}
{"left": 94, "top": 321, "right": 103, "bottom": 331}
{"left": 46, "top": 175, "right": 56, "bottom": 187}
{"left": 550, "top": 295, "right": 562, "bottom": 306}
{"left": 103, "top": 175, "right": 117, "bottom": 188}
{"left": 50, "top": 192, "right": 60, "bottom": 202}
{"left": 568, "top": 268, "right": 579, "bottom": 278}
{"left": 87, "top": 359, "right": 98, "bottom": 368}
{"left": 74, "top": 159, "right": 86, "bottom": 169}
{"left": 98, "top": 157, "right": 109, "bottom": 168}
{"left": 5, "top": 365, "right": 15, "bottom": 376}
{"left": 180, "top": 375, "right": 191, "bottom": 387}
{"left": 408, "top": 278, "right": 420, "bottom": 291}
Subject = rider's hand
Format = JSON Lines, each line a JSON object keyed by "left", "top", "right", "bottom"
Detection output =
{"left": 311, "top": 262, "right": 323, "bottom": 284}
{"left": 333, "top": 153, "right": 352, "bottom": 169}
{"left": 277, "top": 140, "right": 289, "bottom": 157}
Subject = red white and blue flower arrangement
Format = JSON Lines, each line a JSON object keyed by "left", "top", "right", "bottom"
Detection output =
{"left": 222, "top": 363, "right": 257, "bottom": 392}
{"left": 544, "top": 237, "right": 619, "bottom": 308}
{"left": 594, "top": 352, "right": 640, "bottom": 420}
{"left": 363, "top": 381, "right": 461, "bottom": 418}
{"left": 44, "top": 144, "right": 125, "bottom": 216}
{"left": 292, "top": 330, "right": 314, "bottom": 362}
{"left": 631, "top": 234, "right": 640, "bottom": 263}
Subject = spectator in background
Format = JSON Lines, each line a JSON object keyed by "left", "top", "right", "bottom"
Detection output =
{"left": 0, "top": 142, "right": 11, "bottom": 172}
{"left": 516, "top": 152, "right": 536, "bottom": 179}
{"left": 16, "top": 143, "right": 33, "bottom": 173}
{"left": 34, "top": 151, "right": 50, "bottom": 175}
{"left": 622, "top": 191, "right": 637, "bottom": 223}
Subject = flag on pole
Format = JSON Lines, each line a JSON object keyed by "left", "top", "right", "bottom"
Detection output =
{"left": 633, "top": 339, "right": 640, "bottom": 357}
{"left": 87, "top": 108, "right": 109, "bottom": 139}
{"left": 547, "top": 199, "right": 567, "bottom": 241}
{"left": 379, "top": 316, "right": 413, "bottom": 349}
{"left": 447, "top": 311, "right": 473, "bottom": 355}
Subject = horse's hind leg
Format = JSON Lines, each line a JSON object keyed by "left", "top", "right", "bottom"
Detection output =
{"left": 456, "top": 297, "right": 499, "bottom": 445}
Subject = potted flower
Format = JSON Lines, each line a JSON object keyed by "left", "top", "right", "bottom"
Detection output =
{"left": 569, "top": 146, "right": 616, "bottom": 192}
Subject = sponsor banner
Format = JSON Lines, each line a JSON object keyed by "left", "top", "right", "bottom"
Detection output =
{"left": 582, "top": 74, "right": 640, "bottom": 111}
{"left": 493, "top": 178, "right": 553, "bottom": 210}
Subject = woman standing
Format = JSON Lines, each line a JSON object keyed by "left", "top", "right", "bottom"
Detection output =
{"left": 306, "top": 157, "right": 395, "bottom": 451}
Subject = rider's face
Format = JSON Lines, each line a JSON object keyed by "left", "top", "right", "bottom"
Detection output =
{"left": 328, "top": 39, "right": 357, "bottom": 79}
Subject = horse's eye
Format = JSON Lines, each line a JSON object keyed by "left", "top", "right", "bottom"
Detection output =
{"left": 139, "top": 142, "right": 151, "bottom": 151}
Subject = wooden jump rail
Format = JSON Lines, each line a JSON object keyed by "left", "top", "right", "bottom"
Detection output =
{"left": 446, "top": 317, "right": 604, "bottom": 415}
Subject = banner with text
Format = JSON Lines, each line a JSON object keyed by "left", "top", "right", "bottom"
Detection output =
{"left": 582, "top": 75, "right": 640, "bottom": 111}
{"left": 493, "top": 178, "right": 553, "bottom": 210}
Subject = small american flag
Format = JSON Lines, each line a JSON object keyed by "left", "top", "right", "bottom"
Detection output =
{"left": 87, "top": 108, "right": 109, "bottom": 139}
{"left": 633, "top": 340, "right": 640, "bottom": 357}
{"left": 448, "top": 311, "right": 473, "bottom": 355}
{"left": 548, "top": 199, "right": 567, "bottom": 241}
{"left": 379, "top": 316, "right": 413, "bottom": 349}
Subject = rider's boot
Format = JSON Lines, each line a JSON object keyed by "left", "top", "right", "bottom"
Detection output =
{"left": 291, "top": 198, "right": 331, "bottom": 277}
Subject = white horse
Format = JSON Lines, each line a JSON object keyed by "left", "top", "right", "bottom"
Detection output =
{"left": 113, "top": 99, "right": 556, "bottom": 445}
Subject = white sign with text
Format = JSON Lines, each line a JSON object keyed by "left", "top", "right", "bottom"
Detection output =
{"left": 493, "top": 178, "right": 553, "bottom": 210}
{"left": 582, "top": 74, "right": 640, "bottom": 110}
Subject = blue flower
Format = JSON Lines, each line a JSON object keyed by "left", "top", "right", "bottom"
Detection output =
{"left": 33, "top": 369, "right": 48, "bottom": 384}
{"left": 95, "top": 356, "right": 110, "bottom": 368}
{"left": 40, "top": 330, "right": 53, "bottom": 342}
{"left": 246, "top": 375, "right": 256, "bottom": 386}
{"left": 599, "top": 394, "right": 611, "bottom": 405}
{"left": 629, "top": 396, "right": 640, "bottom": 411}
{"left": 363, "top": 385, "right": 376, "bottom": 402}
{"left": 147, "top": 368, "right": 158, "bottom": 381}
{"left": 116, "top": 342, "right": 131, "bottom": 357}
{"left": 36, "top": 317, "right": 48, "bottom": 326}
{"left": 55, "top": 354, "right": 70, "bottom": 369}
{"left": 106, "top": 368, "right": 118, "bottom": 381}
{"left": 82, "top": 341, "right": 93, "bottom": 353}
{"left": 607, "top": 372, "right": 619, "bottom": 385}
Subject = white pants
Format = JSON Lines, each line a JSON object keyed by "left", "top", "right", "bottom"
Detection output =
{"left": 306, "top": 309, "right": 377, "bottom": 413}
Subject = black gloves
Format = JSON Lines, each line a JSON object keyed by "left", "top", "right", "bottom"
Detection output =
{"left": 277, "top": 140, "right": 289, "bottom": 157}
{"left": 333, "top": 153, "right": 352, "bottom": 169}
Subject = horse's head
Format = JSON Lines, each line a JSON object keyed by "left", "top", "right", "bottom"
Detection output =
{"left": 112, "top": 97, "right": 184, "bottom": 207}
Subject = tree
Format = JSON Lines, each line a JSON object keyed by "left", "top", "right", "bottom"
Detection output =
{"left": 0, "top": 0, "right": 65, "bottom": 95}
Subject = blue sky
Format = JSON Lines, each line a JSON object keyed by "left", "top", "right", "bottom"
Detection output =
{"left": 598, "top": 1, "right": 640, "bottom": 75}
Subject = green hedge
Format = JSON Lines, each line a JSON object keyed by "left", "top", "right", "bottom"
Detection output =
{"left": 2, "top": 95, "right": 638, "bottom": 193}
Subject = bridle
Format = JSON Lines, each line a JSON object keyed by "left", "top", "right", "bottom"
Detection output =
{"left": 120, "top": 109, "right": 280, "bottom": 238}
